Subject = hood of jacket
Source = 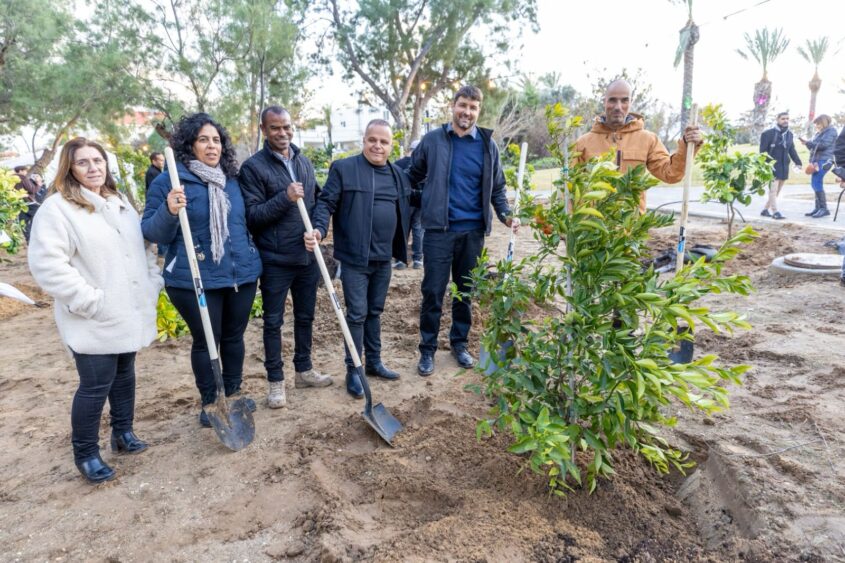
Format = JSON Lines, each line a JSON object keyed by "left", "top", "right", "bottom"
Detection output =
{"left": 588, "top": 113, "right": 645, "bottom": 136}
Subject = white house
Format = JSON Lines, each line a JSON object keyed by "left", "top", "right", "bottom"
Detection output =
{"left": 295, "top": 105, "right": 393, "bottom": 151}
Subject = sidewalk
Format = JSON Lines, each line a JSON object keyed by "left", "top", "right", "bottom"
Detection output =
{"left": 646, "top": 184, "right": 845, "bottom": 233}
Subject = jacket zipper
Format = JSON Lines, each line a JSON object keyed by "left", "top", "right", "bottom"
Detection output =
{"left": 442, "top": 129, "right": 452, "bottom": 232}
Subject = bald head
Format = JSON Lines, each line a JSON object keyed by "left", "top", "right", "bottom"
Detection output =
{"left": 603, "top": 79, "right": 632, "bottom": 130}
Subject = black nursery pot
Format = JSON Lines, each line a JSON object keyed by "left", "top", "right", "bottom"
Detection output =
{"left": 668, "top": 325, "right": 694, "bottom": 364}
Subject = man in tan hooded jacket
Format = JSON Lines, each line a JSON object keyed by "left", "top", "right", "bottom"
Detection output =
{"left": 575, "top": 79, "right": 703, "bottom": 210}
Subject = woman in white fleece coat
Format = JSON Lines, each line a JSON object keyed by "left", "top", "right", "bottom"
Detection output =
{"left": 28, "top": 138, "right": 162, "bottom": 484}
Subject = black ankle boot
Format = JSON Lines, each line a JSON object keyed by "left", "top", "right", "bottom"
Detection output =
{"left": 76, "top": 455, "right": 116, "bottom": 483}
{"left": 111, "top": 431, "right": 148, "bottom": 454}
{"left": 806, "top": 192, "right": 821, "bottom": 216}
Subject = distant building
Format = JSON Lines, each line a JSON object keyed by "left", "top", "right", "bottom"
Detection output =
{"left": 295, "top": 105, "right": 392, "bottom": 151}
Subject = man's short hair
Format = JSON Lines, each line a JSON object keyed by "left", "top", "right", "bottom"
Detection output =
{"left": 149, "top": 151, "right": 163, "bottom": 163}
{"left": 365, "top": 119, "right": 391, "bottom": 134}
{"left": 260, "top": 105, "right": 290, "bottom": 125}
{"left": 776, "top": 112, "right": 789, "bottom": 119}
{"left": 453, "top": 85, "right": 483, "bottom": 103}
{"left": 13, "top": 165, "right": 28, "bottom": 173}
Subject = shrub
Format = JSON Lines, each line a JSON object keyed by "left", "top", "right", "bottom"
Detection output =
{"left": 0, "top": 168, "right": 29, "bottom": 255}
{"left": 530, "top": 157, "right": 559, "bottom": 170}
{"left": 156, "top": 291, "right": 189, "bottom": 342}
{"left": 470, "top": 103, "right": 756, "bottom": 494}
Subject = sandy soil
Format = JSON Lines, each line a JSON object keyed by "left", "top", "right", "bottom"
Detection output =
{"left": 1, "top": 216, "right": 843, "bottom": 562}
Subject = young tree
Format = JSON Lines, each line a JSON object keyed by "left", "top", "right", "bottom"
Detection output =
{"left": 736, "top": 27, "right": 790, "bottom": 139}
{"left": 797, "top": 36, "right": 829, "bottom": 137}
{"left": 671, "top": 0, "right": 699, "bottom": 133}
{"left": 320, "top": 0, "right": 537, "bottom": 148}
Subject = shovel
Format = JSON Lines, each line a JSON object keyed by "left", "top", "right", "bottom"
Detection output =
{"left": 164, "top": 148, "right": 255, "bottom": 451}
{"left": 295, "top": 198, "right": 402, "bottom": 446}
{"left": 675, "top": 104, "right": 698, "bottom": 273}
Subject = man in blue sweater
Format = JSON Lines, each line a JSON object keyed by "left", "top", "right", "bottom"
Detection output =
{"left": 408, "top": 85, "right": 519, "bottom": 376}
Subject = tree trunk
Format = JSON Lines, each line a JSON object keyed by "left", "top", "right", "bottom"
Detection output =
{"left": 807, "top": 69, "right": 821, "bottom": 137}
{"left": 679, "top": 20, "right": 699, "bottom": 134}
{"left": 752, "top": 75, "right": 772, "bottom": 139}
{"left": 254, "top": 55, "right": 266, "bottom": 154}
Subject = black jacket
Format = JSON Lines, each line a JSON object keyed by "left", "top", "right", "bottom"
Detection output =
{"left": 312, "top": 154, "right": 411, "bottom": 268}
{"left": 145, "top": 165, "right": 162, "bottom": 190}
{"left": 239, "top": 142, "right": 319, "bottom": 267}
{"left": 759, "top": 127, "right": 801, "bottom": 180}
{"left": 408, "top": 124, "right": 510, "bottom": 234}
{"left": 834, "top": 127, "right": 845, "bottom": 166}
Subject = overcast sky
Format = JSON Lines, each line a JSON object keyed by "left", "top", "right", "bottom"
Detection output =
{"left": 516, "top": 0, "right": 845, "bottom": 121}
{"left": 311, "top": 0, "right": 845, "bottom": 126}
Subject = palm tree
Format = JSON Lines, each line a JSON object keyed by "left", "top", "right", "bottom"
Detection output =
{"left": 736, "top": 27, "right": 790, "bottom": 138}
{"left": 671, "top": 0, "right": 698, "bottom": 133}
{"left": 797, "top": 36, "right": 829, "bottom": 136}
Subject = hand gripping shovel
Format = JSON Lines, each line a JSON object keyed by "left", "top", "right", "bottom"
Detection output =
{"left": 164, "top": 148, "right": 255, "bottom": 451}
{"left": 295, "top": 198, "right": 402, "bottom": 446}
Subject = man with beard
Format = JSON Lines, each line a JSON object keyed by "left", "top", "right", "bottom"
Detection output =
{"left": 759, "top": 112, "right": 802, "bottom": 219}
{"left": 240, "top": 106, "right": 333, "bottom": 409}
{"left": 408, "top": 85, "right": 519, "bottom": 376}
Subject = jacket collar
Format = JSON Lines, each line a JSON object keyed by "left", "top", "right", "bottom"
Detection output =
{"left": 263, "top": 140, "right": 301, "bottom": 161}
{"left": 590, "top": 113, "right": 644, "bottom": 134}
{"left": 79, "top": 188, "right": 127, "bottom": 211}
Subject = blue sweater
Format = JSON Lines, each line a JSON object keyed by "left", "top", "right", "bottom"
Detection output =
{"left": 448, "top": 131, "right": 485, "bottom": 232}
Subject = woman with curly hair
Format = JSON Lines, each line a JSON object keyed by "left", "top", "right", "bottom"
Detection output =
{"left": 28, "top": 137, "right": 162, "bottom": 483}
{"left": 142, "top": 113, "right": 262, "bottom": 427}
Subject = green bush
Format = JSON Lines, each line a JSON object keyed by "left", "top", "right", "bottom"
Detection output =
{"left": 530, "top": 157, "right": 559, "bottom": 170}
{"left": 156, "top": 291, "right": 189, "bottom": 342}
{"left": 470, "top": 103, "right": 755, "bottom": 494}
{"left": 0, "top": 168, "right": 29, "bottom": 254}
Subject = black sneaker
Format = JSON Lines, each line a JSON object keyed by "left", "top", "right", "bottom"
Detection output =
{"left": 812, "top": 208, "right": 831, "bottom": 218}
{"left": 772, "top": 211, "right": 785, "bottom": 220}
{"left": 760, "top": 209, "right": 771, "bottom": 217}
{"left": 805, "top": 208, "right": 820, "bottom": 216}
{"left": 393, "top": 260, "right": 406, "bottom": 270}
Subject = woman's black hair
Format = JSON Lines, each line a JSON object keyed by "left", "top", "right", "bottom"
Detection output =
{"left": 170, "top": 112, "right": 239, "bottom": 177}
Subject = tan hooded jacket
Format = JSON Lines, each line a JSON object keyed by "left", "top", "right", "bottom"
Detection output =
{"left": 575, "top": 114, "right": 699, "bottom": 210}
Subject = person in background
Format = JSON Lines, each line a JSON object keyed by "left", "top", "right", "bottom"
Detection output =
{"left": 304, "top": 119, "right": 411, "bottom": 398}
{"left": 393, "top": 139, "right": 424, "bottom": 270}
{"left": 145, "top": 151, "right": 164, "bottom": 190}
{"left": 142, "top": 113, "right": 263, "bottom": 427}
{"left": 28, "top": 137, "right": 161, "bottom": 483}
{"left": 799, "top": 114, "right": 838, "bottom": 218}
{"left": 239, "top": 106, "right": 333, "bottom": 410}
{"left": 759, "top": 112, "right": 802, "bottom": 219}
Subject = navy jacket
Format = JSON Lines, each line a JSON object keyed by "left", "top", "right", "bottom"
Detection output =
{"left": 239, "top": 142, "right": 319, "bottom": 267}
{"left": 759, "top": 127, "right": 801, "bottom": 180}
{"left": 141, "top": 162, "right": 262, "bottom": 290}
{"left": 408, "top": 124, "right": 510, "bottom": 234}
{"left": 806, "top": 126, "right": 838, "bottom": 162}
{"left": 312, "top": 154, "right": 411, "bottom": 268}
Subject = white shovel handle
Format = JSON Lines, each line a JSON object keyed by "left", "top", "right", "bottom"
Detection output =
{"left": 296, "top": 198, "right": 363, "bottom": 369}
{"left": 164, "top": 147, "right": 219, "bottom": 362}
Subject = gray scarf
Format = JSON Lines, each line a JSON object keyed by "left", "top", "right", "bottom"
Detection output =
{"left": 188, "top": 160, "right": 230, "bottom": 264}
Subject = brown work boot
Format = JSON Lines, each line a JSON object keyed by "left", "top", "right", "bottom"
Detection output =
{"left": 295, "top": 369, "right": 333, "bottom": 389}
{"left": 267, "top": 381, "right": 286, "bottom": 409}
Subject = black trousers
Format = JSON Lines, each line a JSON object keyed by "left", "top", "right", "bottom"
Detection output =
{"left": 70, "top": 351, "right": 137, "bottom": 463}
{"left": 260, "top": 262, "right": 320, "bottom": 381}
{"left": 340, "top": 260, "right": 392, "bottom": 369}
{"left": 419, "top": 229, "right": 485, "bottom": 354}
{"left": 167, "top": 283, "right": 257, "bottom": 405}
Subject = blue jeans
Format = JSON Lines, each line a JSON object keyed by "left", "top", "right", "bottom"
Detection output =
{"left": 418, "top": 229, "right": 485, "bottom": 354}
{"left": 340, "top": 261, "right": 392, "bottom": 368}
{"left": 410, "top": 207, "right": 423, "bottom": 262}
{"left": 70, "top": 351, "right": 137, "bottom": 463}
{"left": 811, "top": 161, "right": 830, "bottom": 192}
{"left": 260, "top": 262, "right": 319, "bottom": 381}
{"left": 167, "top": 283, "right": 257, "bottom": 405}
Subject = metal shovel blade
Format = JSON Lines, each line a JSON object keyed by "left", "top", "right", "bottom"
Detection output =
{"left": 205, "top": 397, "right": 255, "bottom": 452}
{"left": 363, "top": 402, "right": 403, "bottom": 446}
